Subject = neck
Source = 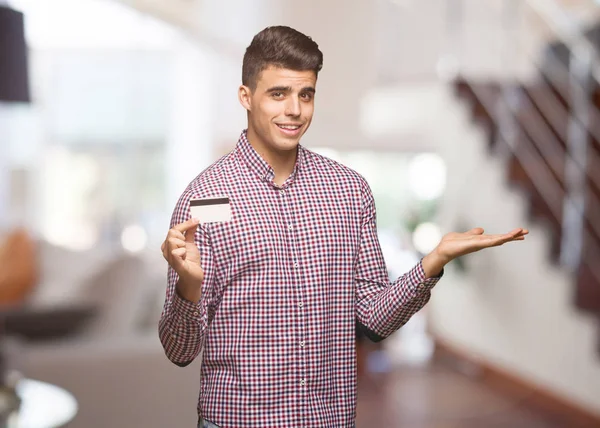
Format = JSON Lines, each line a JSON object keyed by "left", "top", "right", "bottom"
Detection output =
{"left": 246, "top": 129, "right": 297, "bottom": 186}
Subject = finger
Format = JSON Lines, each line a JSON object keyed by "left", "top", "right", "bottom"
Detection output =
{"left": 465, "top": 227, "right": 485, "bottom": 235}
{"left": 167, "top": 229, "right": 185, "bottom": 241}
{"left": 486, "top": 229, "right": 522, "bottom": 241}
{"left": 161, "top": 242, "right": 165, "bottom": 253}
{"left": 166, "top": 237, "right": 186, "bottom": 253}
{"left": 507, "top": 230, "right": 528, "bottom": 241}
{"left": 479, "top": 234, "right": 516, "bottom": 247}
{"left": 498, "top": 234, "right": 526, "bottom": 245}
{"left": 506, "top": 228, "right": 524, "bottom": 237}
{"left": 170, "top": 247, "right": 189, "bottom": 272}
{"left": 479, "top": 233, "right": 510, "bottom": 241}
{"left": 503, "top": 231, "right": 526, "bottom": 241}
{"left": 476, "top": 231, "right": 526, "bottom": 248}
{"left": 500, "top": 236, "right": 526, "bottom": 245}
{"left": 167, "top": 236, "right": 185, "bottom": 246}
{"left": 171, "top": 247, "right": 186, "bottom": 258}
{"left": 478, "top": 228, "right": 524, "bottom": 240}
{"left": 170, "top": 251, "right": 186, "bottom": 271}
{"left": 184, "top": 225, "right": 197, "bottom": 244}
{"left": 173, "top": 217, "right": 200, "bottom": 234}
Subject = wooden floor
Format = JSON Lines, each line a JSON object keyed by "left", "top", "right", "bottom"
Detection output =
{"left": 356, "top": 358, "right": 570, "bottom": 428}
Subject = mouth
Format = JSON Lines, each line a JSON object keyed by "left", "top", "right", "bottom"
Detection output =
{"left": 276, "top": 123, "right": 303, "bottom": 137}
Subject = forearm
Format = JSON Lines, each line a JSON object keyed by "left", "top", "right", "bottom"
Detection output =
{"left": 176, "top": 278, "right": 202, "bottom": 304}
{"left": 356, "top": 261, "right": 441, "bottom": 341}
{"left": 158, "top": 291, "right": 205, "bottom": 367}
{"left": 354, "top": 180, "right": 444, "bottom": 341}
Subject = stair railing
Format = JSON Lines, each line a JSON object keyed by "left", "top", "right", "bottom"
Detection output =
{"left": 445, "top": 0, "right": 600, "bottom": 286}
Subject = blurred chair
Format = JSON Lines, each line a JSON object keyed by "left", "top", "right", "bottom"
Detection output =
{"left": 16, "top": 239, "right": 200, "bottom": 428}
{"left": 0, "top": 228, "right": 38, "bottom": 306}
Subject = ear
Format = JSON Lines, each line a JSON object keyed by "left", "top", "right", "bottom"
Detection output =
{"left": 238, "top": 85, "right": 252, "bottom": 111}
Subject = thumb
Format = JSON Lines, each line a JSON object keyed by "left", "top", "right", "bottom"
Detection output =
{"left": 184, "top": 223, "right": 198, "bottom": 243}
{"left": 466, "top": 227, "right": 484, "bottom": 235}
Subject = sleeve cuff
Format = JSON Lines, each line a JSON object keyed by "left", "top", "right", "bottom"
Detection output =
{"left": 414, "top": 259, "right": 444, "bottom": 292}
{"left": 172, "top": 289, "right": 203, "bottom": 320}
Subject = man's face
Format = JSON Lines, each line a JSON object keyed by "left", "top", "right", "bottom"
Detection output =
{"left": 239, "top": 66, "right": 316, "bottom": 155}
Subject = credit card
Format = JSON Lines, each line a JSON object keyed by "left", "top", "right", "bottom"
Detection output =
{"left": 190, "top": 196, "right": 232, "bottom": 224}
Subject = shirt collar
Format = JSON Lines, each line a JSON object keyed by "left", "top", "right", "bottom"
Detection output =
{"left": 236, "top": 129, "right": 305, "bottom": 187}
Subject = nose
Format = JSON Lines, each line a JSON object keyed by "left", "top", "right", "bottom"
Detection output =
{"left": 284, "top": 96, "right": 301, "bottom": 117}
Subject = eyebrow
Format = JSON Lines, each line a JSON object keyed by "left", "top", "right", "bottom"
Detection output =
{"left": 266, "top": 86, "right": 316, "bottom": 94}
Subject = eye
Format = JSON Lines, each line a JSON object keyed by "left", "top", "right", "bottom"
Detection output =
{"left": 300, "top": 92, "right": 313, "bottom": 101}
{"left": 271, "top": 92, "right": 284, "bottom": 99}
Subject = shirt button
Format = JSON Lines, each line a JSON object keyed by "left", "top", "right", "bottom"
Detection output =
{"left": 288, "top": 224, "right": 293, "bottom": 231}
{"left": 299, "top": 341, "right": 305, "bottom": 347}
{"left": 193, "top": 311, "right": 199, "bottom": 316}
{"left": 300, "top": 379, "right": 306, "bottom": 386}
{"left": 298, "top": 302, "right": 303, "bottom": 308}
{"left": 171, "top": 334, "right": 177, "bottom": 340}
{"left": 294, "top": 262, "right": 299, "bottom": 268}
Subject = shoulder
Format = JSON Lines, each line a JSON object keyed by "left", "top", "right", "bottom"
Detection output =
{"left": 182, "top": 151, "right": 237, "bottom": 200}
{"left": 302, "top": 147, "right": 372, "bottom": 194}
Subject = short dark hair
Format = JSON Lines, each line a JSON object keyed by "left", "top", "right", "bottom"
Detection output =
{"left": 242, "top": 26, "right": 323, "bottom": 90}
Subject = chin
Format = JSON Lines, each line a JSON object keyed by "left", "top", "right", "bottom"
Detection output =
{"left": 271, "top": 132, "right": 303, "bottom": 149}
{"left": 273, "top": 138, "right": 300, "bottom": 152}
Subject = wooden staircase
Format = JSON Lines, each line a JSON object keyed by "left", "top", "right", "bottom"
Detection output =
{"left": 452, "top": 27, "right": 600, "bottom": 349}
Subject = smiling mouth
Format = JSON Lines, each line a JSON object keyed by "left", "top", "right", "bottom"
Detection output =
{"left": 276, "top": 123, "right": 304, "bottom": 137}
{"left": 276, "top": 124, "right": 302, "bottom": 130}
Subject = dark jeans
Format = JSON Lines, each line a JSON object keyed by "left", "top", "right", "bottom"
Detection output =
{"left": 198, "top": 418, "right": 220, "bottom": 428}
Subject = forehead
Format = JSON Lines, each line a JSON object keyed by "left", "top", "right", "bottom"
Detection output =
{"left": 256, "top": 66, "right": 317, "bottom": 90}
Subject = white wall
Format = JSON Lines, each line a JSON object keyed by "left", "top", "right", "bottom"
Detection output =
{"left": 0, "top": 104, "right": 42, "bottom": 231}
{"left": 428, "top": 83, "right": 600, "bottom": 417}
{"left": 165, "top": 36, "right": 215, "bottom": 210}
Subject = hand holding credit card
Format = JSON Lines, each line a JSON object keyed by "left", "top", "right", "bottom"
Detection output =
{"left": 190, "top": 196, "right": 232, "bottom": 224}
{"left": 160, "top": 217, "right": 204, "bottom": 302}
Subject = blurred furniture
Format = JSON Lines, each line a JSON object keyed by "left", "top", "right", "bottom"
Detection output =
{"left": 0, "top": 5, "right": 30, "bottom": 103}
{"left": 18, "top": 240, "right": 201, "bottom": 428}
{"left": 24, "top": 336, "right": 201, "bottom": 428}
{"left": 0, "top": 228, "right": 38, "bottom": 306}
{"left": 1, "top": 305, "right": 96, "bottom": 342}
{"left": 8, "top": 379, "right": 78, "bottom": 428}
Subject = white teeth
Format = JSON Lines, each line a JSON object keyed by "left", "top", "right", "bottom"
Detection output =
{"left": 278, "top": 125, "right": 300, "bottom": 130}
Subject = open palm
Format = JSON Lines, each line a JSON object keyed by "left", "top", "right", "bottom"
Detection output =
{"left": 436, "top": 227, "right": 529, "bottom": 263}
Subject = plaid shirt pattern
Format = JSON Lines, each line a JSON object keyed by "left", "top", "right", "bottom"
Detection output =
{"left": 159, "top": 130, "right": 442, "bottom": 427}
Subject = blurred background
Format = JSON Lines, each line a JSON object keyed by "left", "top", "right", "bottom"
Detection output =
{"left": 1, "top": 0, "right": 600, "bottom": 426}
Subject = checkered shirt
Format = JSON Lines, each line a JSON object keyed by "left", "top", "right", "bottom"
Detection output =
{"left": 159, "top": 130, "right": 442, "bottom": 427}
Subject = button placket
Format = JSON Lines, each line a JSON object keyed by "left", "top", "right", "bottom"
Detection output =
{"left": 279, "top": 186, "right": 308, "bottom": 416}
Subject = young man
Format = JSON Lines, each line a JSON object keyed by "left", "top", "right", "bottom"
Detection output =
{"left": 159, "top": 26, "right": 528, "bottom": 428}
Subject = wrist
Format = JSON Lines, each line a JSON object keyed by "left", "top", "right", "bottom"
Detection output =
{"left": 175, "top": 278, "right": 202, "bottom": 304}
{"left": 422, "top": 247, "right": 450, "bottom": 278}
